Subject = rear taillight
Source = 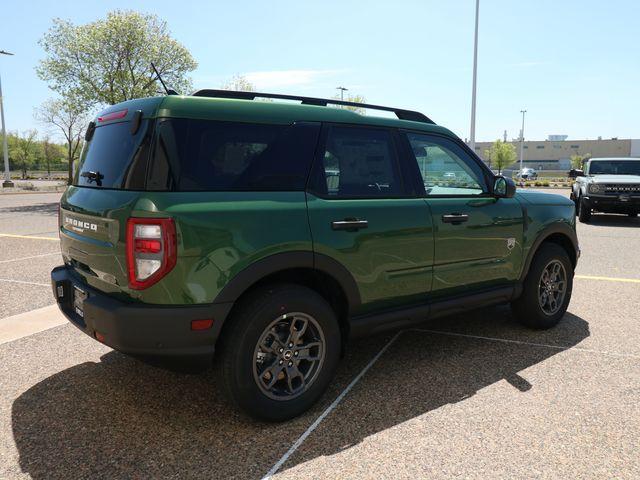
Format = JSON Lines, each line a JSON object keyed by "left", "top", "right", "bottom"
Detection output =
{"left": 126, "top": 217, "right": 177, "bottom": 290}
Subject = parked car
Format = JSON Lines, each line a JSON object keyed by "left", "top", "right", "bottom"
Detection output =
{"left": 51, "top": 91, "right": 579, "bottom": 421}
{"left": 517, "top": 167, "right": 538, "bottom": 180}
{"left": 571, "top": 157, "right": 640, "bottom": 222}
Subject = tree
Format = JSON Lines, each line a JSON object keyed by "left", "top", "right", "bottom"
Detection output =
{"left": 41, "top": 136, "right": 59, "bottom": 179}
{"left": 10, "top": 130, "right": 39, "bottom": 179}
{"left": 332, "top": 93, "right": 366, "bottom": 115}
{"left": 570, "top": 153, "right": 590, "bottom": 170}
{"left": 37, "top": 11, "right": 197, "bottom": 107}
{"left": 484, "top": 140, "right": 517, "bottom": 174}
{"left": 35, "top": 98, "right": 88, "bottom": 184}
{"left": 221, "top": 75, "right": 256, "bottom": 92}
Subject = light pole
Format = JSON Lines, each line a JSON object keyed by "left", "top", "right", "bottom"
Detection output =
{"left": 336, "top": 86, "right": 348, "bottom": 103}
{"left": 1, "top": 49, "right": 14, "bottom": 188}
{"left": 519, "top": 109, "right": 527, "bottom": 175}
{"left": 469, "top": 0, "right": 480, "bottom": 151}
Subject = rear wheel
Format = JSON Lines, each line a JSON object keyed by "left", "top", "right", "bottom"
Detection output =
{"left": 512, "top": 243, "right": 573, "bottom": 329}
{"left": 217, "top": 284, "right": 341, "bottom": 422}
{"left": 577, "top": 196, "right": 591, "bottom": 223}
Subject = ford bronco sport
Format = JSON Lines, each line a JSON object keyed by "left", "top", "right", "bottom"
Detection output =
{"left": 51, "top": 90, "right": 579, "bottom": 421}
{"left": 570, "top": 157, "right": 640, "bottom": 223}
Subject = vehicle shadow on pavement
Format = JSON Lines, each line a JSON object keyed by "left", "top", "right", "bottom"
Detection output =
{"left": 586, "top": 214, "right": 640, "bottom": 227}
{"left": 0, "top": 202, "right": 59, "bottom": 215}
{"left": 11, "top": 308, "right": 589, "bottom": 480}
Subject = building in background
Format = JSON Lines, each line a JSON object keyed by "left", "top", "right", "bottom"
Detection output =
{"left": 472, "top": 137, "right": 640, "bottom": 172}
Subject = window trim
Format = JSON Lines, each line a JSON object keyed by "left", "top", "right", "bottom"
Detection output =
{"left": 306, "top": 123, "right": 416, "bottom": 200}
{"left": 399, "top": 129, "right": 495, "bottom": 199}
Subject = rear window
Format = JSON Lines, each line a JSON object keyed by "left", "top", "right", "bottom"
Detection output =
{"left": 146, "top": 119, "right": 320, "bottom": 191}
{"left": 74, "top": 120, "right": 152, "bottom": 189}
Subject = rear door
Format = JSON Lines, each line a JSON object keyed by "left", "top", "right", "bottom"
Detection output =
{"left": 306, "top": 124, "right": 434, "bottom": 314}
{"left": 401, "top": 132, "right": 524, "bottom": 298}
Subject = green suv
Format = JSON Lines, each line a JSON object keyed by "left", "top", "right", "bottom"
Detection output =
{"left": 51, "top": 91, "right": 579, "bottom": 421}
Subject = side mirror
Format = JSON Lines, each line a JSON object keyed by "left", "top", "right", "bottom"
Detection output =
{"left": 493, "top": 176, "right": 516, "bottom": 198}
{"left": 568, "top": 169, "right": 584, "bottom": 179}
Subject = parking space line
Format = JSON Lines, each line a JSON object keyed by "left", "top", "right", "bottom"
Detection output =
{"left": 0, "top": 233, "right": 59, "bottom": 241}
{"left": 262, "top": 331, "right": 402, "bottom": 480}
{"left": 412, "top": 329, "right": 640, "bottom": 359}
{"left": 0, "top": 252, "right": 59, "bottom": 264}
{"left": 575, "top": 274, "right": 640, "bottom": 284}
{"left": 0, "top": 278, "right": 49, "bottom": 287}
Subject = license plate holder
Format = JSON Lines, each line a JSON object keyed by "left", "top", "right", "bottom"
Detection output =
{"left": 73, "top": 286, "right": 87, "bottom": 318}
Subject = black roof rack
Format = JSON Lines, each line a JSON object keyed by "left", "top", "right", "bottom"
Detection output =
{"left": 191, "top": 89, "right": 435, "bottom": 124}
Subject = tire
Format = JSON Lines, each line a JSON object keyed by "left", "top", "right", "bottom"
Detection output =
{"left": 577, "top": 196, "right": 591, "bottom": 223}
{"left": 216, "top": 283, "right": 341, "bottom": 422}
{"left": 511, "top": 243, "right": 573, "bottom": 329}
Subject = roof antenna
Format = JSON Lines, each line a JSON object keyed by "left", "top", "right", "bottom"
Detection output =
{"left": 151, "top": 62, "right": 178, "bottom": 95}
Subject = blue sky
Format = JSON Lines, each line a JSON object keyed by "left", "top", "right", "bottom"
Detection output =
{"left": 1, "top": 0, "right": 639, "bottom": 142}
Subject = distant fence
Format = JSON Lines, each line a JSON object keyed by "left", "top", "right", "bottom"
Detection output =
{"left": 13, "top": 171, "right": 68, "bottom": 180}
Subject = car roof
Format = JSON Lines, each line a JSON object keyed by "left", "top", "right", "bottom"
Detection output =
{"left": 151, "top": 95, "right": 456, "bottom": 136}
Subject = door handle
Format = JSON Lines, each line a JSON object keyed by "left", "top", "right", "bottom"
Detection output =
{"left": 442, "top": 213, "right": 469, "bottom": 224}
{"left": 331, "top": 218, "right": 369, "bottom": 231}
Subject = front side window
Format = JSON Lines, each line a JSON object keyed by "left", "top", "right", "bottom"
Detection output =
{"left": 405, "top": 133, "right": 486, "bottom": 196}
{"left": 311, "top": 126, "right": 404, "bottom": 197}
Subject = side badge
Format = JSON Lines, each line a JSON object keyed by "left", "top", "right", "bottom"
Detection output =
{"left": 507, "top": 237, "right": 516, "bottom": 250}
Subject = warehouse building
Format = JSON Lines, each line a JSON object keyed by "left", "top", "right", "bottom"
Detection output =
{"left": 472, "top": 137, "right": 640, "bottom": 171}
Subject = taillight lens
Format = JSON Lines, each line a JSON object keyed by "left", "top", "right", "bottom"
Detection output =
{"left": 126, "top": 218, "right": 177, "bottom": 290}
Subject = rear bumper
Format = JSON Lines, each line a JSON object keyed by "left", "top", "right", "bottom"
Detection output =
{"left": 583, "top": 195, "right": 640, "bottom": 213}
{"left": 51, "top": 265, "right": 233, "bottom": 356}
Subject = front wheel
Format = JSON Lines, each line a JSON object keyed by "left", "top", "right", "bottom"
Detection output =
{"left": 512, "top": 243, "right": 573, "bottom": 329}
{"left": 577, "top": 196, "right": 591, "bottom": 223}
{"left": 217, "top": 284, "right": 341, "bottom": 422}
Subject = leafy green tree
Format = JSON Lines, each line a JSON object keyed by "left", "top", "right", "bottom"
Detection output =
{"left": 9, "top": 130, "right": 39, "bottom": 179}
{"left": 41, "top": 136, "right": 61, "bottom": 178}
{"left": 484, "top": 140, "right": 517, "bottom": 174}
{"left": 221, "top": 75, "right": 256, "bottom": 92}
{"left": 332, "top": 93, "right": 366, "bottom": 115}
{"left": 35, "top": 98, "right": 89, "bottom": 184}
{"left": 37, "top": 10, "right": 197, "bottom": 106}
{"left": 570, "top": 153, "right": 590, "bottom": 170}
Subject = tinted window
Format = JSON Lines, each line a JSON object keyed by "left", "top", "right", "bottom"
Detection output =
{"left": 311, "top": 126, "right": 404, "bottom": 197}
{"left": 589, "top": 160, "right": 640, "bottom": 175}
{"left": 74, "top": 120, "right": 152, "bottom": 189}
{"left": 405, "top": 133, "right": 486, "bottom": 196}
{"left": 147, "top": 119, "right": 319, "bottom": 191}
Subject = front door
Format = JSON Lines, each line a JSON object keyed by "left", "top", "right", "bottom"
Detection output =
{"left": 402, "top": 132, "right": 524, "bottom": 298}
{"left": 306, "top": 125, "right": 434, "bottom": 314}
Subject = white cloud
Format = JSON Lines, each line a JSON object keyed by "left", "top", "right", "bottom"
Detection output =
{"left": 242, "top": 69, "right": 343, "bottom": 89}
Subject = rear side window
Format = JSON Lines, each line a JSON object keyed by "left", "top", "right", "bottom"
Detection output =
{"left": 74, "top": 120, "right": 152, "bottom": 189}
{"left": 147, "top": 119, "right": 320, "bottom": 191}
{"left": 310, "top": 126, "right": 404, "bottom": 197}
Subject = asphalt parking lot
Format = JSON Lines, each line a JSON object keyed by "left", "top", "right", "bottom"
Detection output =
{"left": 1, "top": 190, "right": 639, "bottom": 479}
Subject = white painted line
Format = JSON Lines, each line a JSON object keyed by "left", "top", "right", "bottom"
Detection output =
{"left": 0, "top": 278, "right": 49, "bottom": 287}
{"left": 0, "top": 304, "right": 66, "bottom": 345}
{"left": 262, "top": 331, "right": 402, "bottom": 480}
{"left": 0, "top": 252, "right": 59, "bottom": 264}
{"left": 0, "top": 233, "right": 59, "bottom": 241}
{"left": 412, "top": 329, "right": 640, "bottom": 360}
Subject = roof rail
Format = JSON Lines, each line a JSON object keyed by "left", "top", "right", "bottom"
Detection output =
{"left": 191, "top": 89, "right": 435, "bottom": 124}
